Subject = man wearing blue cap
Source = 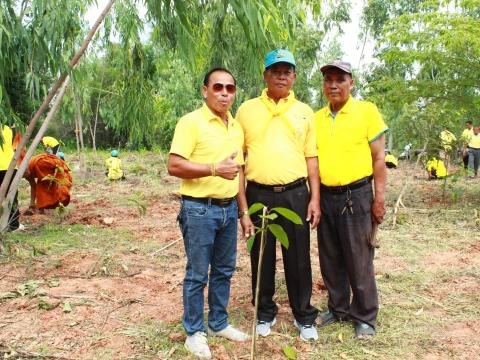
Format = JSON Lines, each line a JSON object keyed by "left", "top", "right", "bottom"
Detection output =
{"left": 236, "top": 49, "right": 320, "bottom": 341}
{"left": 105, "top": 150, "right": 125, "bottom": 180}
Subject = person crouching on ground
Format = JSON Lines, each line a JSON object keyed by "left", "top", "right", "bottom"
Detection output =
{"left": 167, "top": 67, "right": 249, "bottom": 359}
{"left": 105, "top": 150, "right": 125, "bottom": 180}
{"left": 25, "top": 149, "right": 72, "bottom": 212}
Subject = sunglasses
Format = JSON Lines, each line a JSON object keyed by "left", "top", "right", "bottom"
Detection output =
{"left": 212, "top": 83, "right": 236, "bottom": 94}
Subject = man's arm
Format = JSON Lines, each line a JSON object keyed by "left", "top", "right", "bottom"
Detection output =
{"left": 167, "top": 153, "right": 240, "bottom": 180}
{"left": 237, "top": 165, "right": 255, "bottom": 239}
{"left": 306, "top": 157, "right": 320, "bottom": 229}
{"left": 370, "top": 133, "right": 386, "bottom": 224}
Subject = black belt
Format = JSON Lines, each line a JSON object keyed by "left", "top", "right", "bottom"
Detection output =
{"left": 321, "top": 176, "right": 372, "bottom": 193}
{"left": 181, "top": 195, "right": 235, "bottom": 207}
{"left": 247, "top": 178, "right": 307, "bottom": 193}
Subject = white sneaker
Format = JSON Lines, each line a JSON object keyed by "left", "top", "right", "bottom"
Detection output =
{"left": 207, "top": 325, "right": 250, "bottom": 342}
{"left": 294, "top": 319, "right": 318, "bottom": 341}
{"left": 256, "top": 317, "right": 277, "bottom": 337}
{"left": 185, "top": 331, "right": 211, "bottom": 359}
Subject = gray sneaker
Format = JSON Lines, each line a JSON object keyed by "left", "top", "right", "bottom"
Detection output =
{"left": 207, "top": 325, "right": 250, "bottom": 341}
{"left": 256, "top": 317, "right": 277, "bottom": 337}
{"left": 294, "top": 320, "right": 318, "bottom": 341}
{"left": 185, "top": 331, "right": 211, "bottom": 359}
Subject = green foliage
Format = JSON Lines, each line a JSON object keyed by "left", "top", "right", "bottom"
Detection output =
{"left": 361, "top": 0, "right": 480, "bottom": 151}
{"left": 267, "top": 223, "right": 289, "bottom": 249}
{"left": 283, "top": 346, "right": 298, "bottom": 359}
{"left": 247, "top": 203, "right": 304, "bottom": 251}
{"left": 127, "top": 191, "right": 147, "bottom": 216}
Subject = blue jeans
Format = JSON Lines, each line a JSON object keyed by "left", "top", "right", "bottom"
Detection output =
{"left": 179, "top": 198, "right": 238, "bottom": 335}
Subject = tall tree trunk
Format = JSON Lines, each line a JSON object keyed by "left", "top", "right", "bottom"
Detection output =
{"left": 0, "top": 0, "right": 116, "bottom": 231}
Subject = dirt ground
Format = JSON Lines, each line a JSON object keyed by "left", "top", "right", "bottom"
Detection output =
{"left": 0, "top": 156, "right": 479, "bottom": 359}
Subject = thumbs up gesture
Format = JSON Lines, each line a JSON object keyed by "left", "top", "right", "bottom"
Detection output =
{"left": 215, "top": 152, "right": 240, "bottom": 180}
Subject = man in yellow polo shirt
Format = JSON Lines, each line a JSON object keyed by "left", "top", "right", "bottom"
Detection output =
{"left": 315, "top": 60, "right": 388, "bottom": 339}
{"left": 467, "top": 125, "right": 480, "bottom": 178}
{"left": 236, "top": 49, "right": 320, "bottom": 341}
{"left": 461, "top": 121, "right": 473, "bottom": 170}
{"left": 168, "top": 67, "right": 249, "bottom": 359}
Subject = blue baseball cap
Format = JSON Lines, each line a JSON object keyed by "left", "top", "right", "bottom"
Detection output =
{"left": 265, "top": 49, "right": 296, "bottom": 69}
{"left": 111, "top": 150, "right": 118, "bottom": 157}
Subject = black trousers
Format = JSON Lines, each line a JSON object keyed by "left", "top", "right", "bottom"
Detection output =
{"left": 317, "top": 183, "right": 379, "bottom": 328}
{"left": 247, "top": 181, "right": 318, "bottom": 325}
{"left": 0, "top": 170, "right": 20, "bottom": 231}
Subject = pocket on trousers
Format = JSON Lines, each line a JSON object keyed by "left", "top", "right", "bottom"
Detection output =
{"left": 185, "top": 204, "right": 208, "bottom": 217}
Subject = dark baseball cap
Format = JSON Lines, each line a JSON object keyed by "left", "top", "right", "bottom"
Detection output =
{"left": 320, "top": 60, "right": 352, "bottom": 75}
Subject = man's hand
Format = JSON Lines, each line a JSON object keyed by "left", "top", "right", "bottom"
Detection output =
{"left": 240, "top": 214, "right": 255, "bottom": 239}
{"left": 215, "top": 152, "right": 240, "bottom": 180}
{"left": 371, "top": 198, "right": 386, "bottom": 224}
{"left": 306, "top": 199, "right": 321, "bottom": 229}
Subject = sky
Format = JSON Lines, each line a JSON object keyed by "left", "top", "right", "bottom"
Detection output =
{"left": 86, "top": 0, "right": 374, "bottom": 70}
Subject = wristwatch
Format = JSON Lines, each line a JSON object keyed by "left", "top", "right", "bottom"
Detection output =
{"left": 238, "top": 210, "right": 249, "bottom": 218}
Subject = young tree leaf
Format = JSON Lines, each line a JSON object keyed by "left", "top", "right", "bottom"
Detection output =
{"left": 268, "top": 224, "right": 289, "bottom": 249}
{"left": 262, "top": 213, "right": 278, "bottom": 220}
{"left": 247, "top": 234, "right": 255, "bottom": 252}
{"left": 248, "top": 202, "right": 265, "bottom": 215}
{"left": 283, "top": 346, "right": 297, "bottom": 359}
{"left": 271, "top": 207, "right": 303, "bottom": 224}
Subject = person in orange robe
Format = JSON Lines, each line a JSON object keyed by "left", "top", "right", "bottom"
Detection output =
{"left": 26, "top": 153, "right": 72, "bottom": 210}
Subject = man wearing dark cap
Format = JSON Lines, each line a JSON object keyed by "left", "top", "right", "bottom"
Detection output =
{"left": 236, "top": 49, "right": 320, "bottom": 341}
{"left": 315, "top": 60, "right": 388, "bottom": 338}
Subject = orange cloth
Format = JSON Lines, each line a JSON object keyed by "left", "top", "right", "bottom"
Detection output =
{"left": 12, "top": 132, "right": 26, "bottom": 167}
{"left": 28, "top": 154, "right": 73, "bottom": 209}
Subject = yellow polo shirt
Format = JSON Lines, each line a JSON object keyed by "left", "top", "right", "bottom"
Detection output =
{"left": 42, "top": 136, "right": 59, "bottom": 148}
{"left": 315, "top": 96, "right": 388, "bottom": 186}
{"left": 440, "top": 130, "right": 456, "bottom": 151}
{"left": 0, "top": 125, "right": 14, "bottom": 171}
{"left": 469, "top": 133, "right": 480, "bottom": 149}
{"left": 236, "top": 90, "right": 317, "bottom": 185}
{"left": 461, "top": 128, "right": 473, "bottom": 144}
{"left": 427, "top": 158, "right": 447, "bottom": 178}
{"left": 170, "top": 104, "right": 244, "bottom": 198}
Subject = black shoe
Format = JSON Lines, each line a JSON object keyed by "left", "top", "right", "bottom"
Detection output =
{"left": 355, "top": 322, "right": 375, "bottom": 339}
{"left": 318, "top": 311, "right": 340, "bottom": 327}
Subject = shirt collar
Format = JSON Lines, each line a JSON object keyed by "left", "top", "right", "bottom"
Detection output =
{"left": 201, "top": 104, "right": 233, "bottom": 125}
{"left": 261, "top": 89, "right": 296, "bottom": 104}
{"left": 326, "top": 95, "right": 353, "bottom": 116}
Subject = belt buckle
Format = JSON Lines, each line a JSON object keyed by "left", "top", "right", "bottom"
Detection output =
{"left": 273, "top": 186, "right": 285, "bottom": 193}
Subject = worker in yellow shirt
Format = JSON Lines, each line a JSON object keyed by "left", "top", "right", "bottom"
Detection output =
{"left": 105, "top": 150, "right": 125, "bottom": 180}
{"left": 236, "top": 49, "right": 320, "bottom": 341}
{"left": 426, "top": 157, "right": 448, "bottom": 179}
{"left": 315, "top": 60, "right": 388, "bottom": 339}
{"left": 461, "top": 121, "right": 474, "bottom": 170}
{"left": 41, "top": 136, "right": 60, "bottom": 155}
{"left": 168, "top": 67, "right": 249, "bottom": 358}
{"left": 467, "top": 125, "right": 480, "bottom": 178}
{"left": 0, "top": 125, "right": 21, "bottom": 231}
{"left": 385, "top": 151, "right": 398, "bottom": 168}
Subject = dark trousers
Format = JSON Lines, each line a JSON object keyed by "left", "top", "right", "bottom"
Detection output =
{"left": 247, "top": 181, "right": 318, "bottom": 325}
{"left": 463, "top": 152, "right": 469, "bottom": 170}
{"left": 317, "top": 183, "right": 378, "bottom": 328}
{"left": 0, "top": 170, "right": 20, "bottom": 231}
{"left": 468, "top": 147, "right": 480, "bottom": 175}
